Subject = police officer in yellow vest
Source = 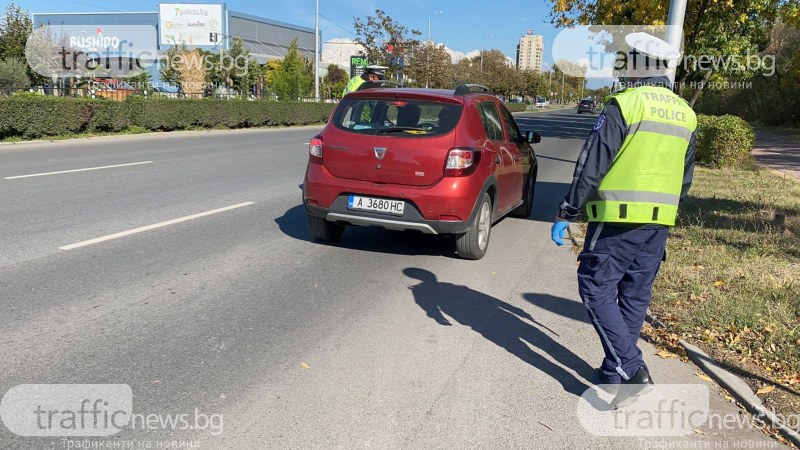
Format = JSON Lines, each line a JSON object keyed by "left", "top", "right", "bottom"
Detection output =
{"left": 551, "top": 32, "right": 697, "bottom": 404}
{"left": 343, "top": 65, "right": 387, "bottom": 96}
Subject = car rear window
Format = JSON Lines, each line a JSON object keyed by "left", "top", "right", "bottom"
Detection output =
{"left": 332, "top": 98, "right": 463, "bottom": 137}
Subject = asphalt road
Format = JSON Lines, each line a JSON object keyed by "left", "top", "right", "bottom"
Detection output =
{"left": 0, "top": 110, "right": 784, "bottom": 449}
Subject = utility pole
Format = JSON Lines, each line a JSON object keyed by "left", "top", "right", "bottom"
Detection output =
{"left": 481, "top": 34, "right": 492, "bottom": 71}
{"left": 665, "top": 0, "right": 687, "bottom": 85}
{"left": 314, "top": 0, "right": 319, "bottom": 101}
{"left": 426, "top": 11, "right": 443, "bottom": 88}
{"left": 560, "top": 71, "right": 565, "bottom": 105}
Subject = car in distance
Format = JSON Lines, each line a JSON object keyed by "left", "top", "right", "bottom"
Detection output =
{"left": 535, "top": 97, "right": 549, "bottom": 108}
{"left": 577, "top": 99, "right": 597, "bottom": 114}
{"left": 302, "top": 83, "right": 541, "bottom": 260}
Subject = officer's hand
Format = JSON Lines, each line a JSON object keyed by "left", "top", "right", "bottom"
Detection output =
{"left": 551, "top": 221, "right": 570, "bottom": 246}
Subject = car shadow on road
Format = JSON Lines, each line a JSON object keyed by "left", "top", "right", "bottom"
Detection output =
{"left": 275, "top": 205, "right": 459, "bottom": 258}
{"left": 405, "top": 268, "right": 596, "bottom": 397}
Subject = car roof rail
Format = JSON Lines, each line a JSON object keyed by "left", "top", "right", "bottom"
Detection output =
{"left": 454, "top": 84, "right": 494, "bottom": 96}
{"left": 356, "top": 80, "right": 403, "bottom": 91}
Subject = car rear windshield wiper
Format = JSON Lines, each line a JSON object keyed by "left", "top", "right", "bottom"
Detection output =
{"left": 378, "top": 126, "right": 428, "bottom": 134}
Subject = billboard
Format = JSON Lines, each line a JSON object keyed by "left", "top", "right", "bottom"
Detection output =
{"left": 159, "top": 3, "right": 223, "bottom": 46}
{"left": 350, "top": 55, "right": 369, "bottom": 78}
{"left": 26, "top": 25, "right": 157, "bottom": 78}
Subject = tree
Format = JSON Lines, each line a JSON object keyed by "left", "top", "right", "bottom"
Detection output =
{"left": 219, "top": 37, "right": 253, "bottom": 95}
{"left": 546, "top": 0, "right": 794, "bottom": 106}
{"left": 353, "top": 9, "right": 421, "bottom": 72}
{"left": 323, "top": 63, "right": 348, "bottom": 98}
{"left": 520, "top": 69, "right": 549, "bottom": 99}
{"left": 0, "top": 2, "right": 32, "bottom": 60}
{"left": 160, "top": 44, "right": 188, "bottom": 87}
{"left": 0, "top": 57, "right": 29, "bottom": 94}
{"left": 271, "top": 39, "right": 312, "bottom": 100}
{"left": 406, "top": 43, "right": 454, "bottom": 88}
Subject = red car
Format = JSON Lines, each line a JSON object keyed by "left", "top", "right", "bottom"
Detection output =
{"left": 302, "top": 84, "right": 540, "bottom": 259}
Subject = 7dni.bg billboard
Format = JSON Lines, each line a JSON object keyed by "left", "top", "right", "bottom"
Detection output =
{"left": 159, "top": 3, "right": 223, "bottom": 47}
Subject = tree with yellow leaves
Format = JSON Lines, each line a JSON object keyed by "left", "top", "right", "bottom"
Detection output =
{"left": 547, "top": 0, "right": 798, "bottom": 106}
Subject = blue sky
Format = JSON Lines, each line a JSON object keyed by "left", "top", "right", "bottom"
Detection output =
{"left": 4, "top": 0, "right": 564, "bottom": 67}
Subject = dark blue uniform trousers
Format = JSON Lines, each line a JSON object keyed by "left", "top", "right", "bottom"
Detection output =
{"left": 577, "top": 222, "right": 669, "bottom": 384}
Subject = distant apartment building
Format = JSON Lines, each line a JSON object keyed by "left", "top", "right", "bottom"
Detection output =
{"left": 516, "top": 30, "right": 544, "bottom": 72}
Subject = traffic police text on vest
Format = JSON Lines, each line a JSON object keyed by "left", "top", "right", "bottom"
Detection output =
{"left": 586, "top": 85, "right": 696, "bottom": 226}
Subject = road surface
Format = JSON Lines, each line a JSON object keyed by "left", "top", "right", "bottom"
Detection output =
{"left": 0, "top": 110, "right": 783, "bottom": 449}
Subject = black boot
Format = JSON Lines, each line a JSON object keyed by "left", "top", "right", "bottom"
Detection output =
{"left": 611, "top": 367, "right": 655, "bottom": 409}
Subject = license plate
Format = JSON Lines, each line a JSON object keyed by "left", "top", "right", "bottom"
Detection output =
{"left": 347, "top": 195, "right": 405, "bottom": 215}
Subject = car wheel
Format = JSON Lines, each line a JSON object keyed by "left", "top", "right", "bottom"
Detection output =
{"left": 455, "top": 193, "right": 492, "bottom": 260}
{"left": 511, "top": 172, "right": 536, "bottom": 218}
{"left": 307, "top": 214, "right": 345, "bottom": 241}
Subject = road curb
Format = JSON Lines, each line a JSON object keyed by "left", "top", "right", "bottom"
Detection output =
{"left": 0, "top": 124, "right": 325, "bottom": 148}
{"left": 679, "top": 340, "right": 800, "bottom": 447}
{"left": 645, "top": 311, "right": 800, "bottom": 446}
{"left": 567, "top": 223, "right": 584, "bottom": 247}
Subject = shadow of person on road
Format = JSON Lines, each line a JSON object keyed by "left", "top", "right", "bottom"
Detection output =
{"left": 404, "top": 268, "right": 596, "bottom": 397}
{"left": 523, "top": 293, "right": 590, "bottom": 326}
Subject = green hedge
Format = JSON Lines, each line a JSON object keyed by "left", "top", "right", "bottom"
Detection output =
{"left": 505, "top": 103, "right": 527, "bottom": 113}
{"left": 695, "top": 114, "right": 755, "bottom": 168}
{"left": 0, "top": 96, "right": 336, "bottom": 139}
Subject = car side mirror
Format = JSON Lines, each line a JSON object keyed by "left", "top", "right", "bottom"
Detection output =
{"left": 524, "top": 131, "right": 541, "bottom": 144}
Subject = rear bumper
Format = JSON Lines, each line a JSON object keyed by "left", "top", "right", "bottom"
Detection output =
{"left": 303, "top": 162, "right": 490, "bottom": 235}
{"left": 305, "top": 196, "right": 473, "bottom": 235}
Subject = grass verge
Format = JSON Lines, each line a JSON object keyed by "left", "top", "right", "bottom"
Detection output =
{"left": 568, "top": 165, "right": 800, "bottom": 434}
{"left": 645, "top": 166, "right": 800, "bottom": 421}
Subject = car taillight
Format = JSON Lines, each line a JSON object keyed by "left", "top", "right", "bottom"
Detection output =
{"left": 445, "top": 148, "right": 479, "bottom": 177}
{"left": 309, "top": 137, "right": 323, "bottom": 164}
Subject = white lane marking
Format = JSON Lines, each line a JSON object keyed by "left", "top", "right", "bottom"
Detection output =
{"left": 5, "top": 161, "right": 153, "bottom": 180}
{"left": 59, "top": 202, "right": 255, "bottom": 250}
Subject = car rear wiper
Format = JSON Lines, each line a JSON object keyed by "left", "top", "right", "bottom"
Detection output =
{"left": 378, "top": 126, "right": 428, "bottom": 134}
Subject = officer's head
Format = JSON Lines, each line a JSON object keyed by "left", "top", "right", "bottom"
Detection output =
{"left": 361, "top": 65, "right": 387, "bottom": 81}
{"left": 622, "top": 32, "right": 681, "bottom": 83}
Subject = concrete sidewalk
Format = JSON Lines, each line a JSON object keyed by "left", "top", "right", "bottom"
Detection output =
{"left": 753, "top": 130, "right": 800, "bottom": 180}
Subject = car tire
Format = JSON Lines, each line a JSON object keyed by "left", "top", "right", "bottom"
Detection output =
{"left": 307, "top": 214, "right": 345, "bottom": 241}
{"left": 455, "top": 193, "right": 492, "bottom": 260}
{"left": 510, "top": 172, "right": 536, "bottom": 218}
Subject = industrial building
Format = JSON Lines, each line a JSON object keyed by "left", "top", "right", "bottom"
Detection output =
{"left": 32, "top": 3, "right": 319, "bottom": 84}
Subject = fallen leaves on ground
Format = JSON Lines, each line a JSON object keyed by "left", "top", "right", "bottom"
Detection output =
{"left": 656, "top": 349, "right": 678, "bottom": 359}
{"left": 300, "top": 362, "right": 311, "bottom": 369}
{"left": 756, "top": 385, "right": 776, "bottom": 395}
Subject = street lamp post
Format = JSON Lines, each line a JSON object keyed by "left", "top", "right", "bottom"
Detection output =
{"left": 427, "top": 10, "right": 443, "bottom": 43}
{"left": 426, "top": 10, "right": 443, "bottom": 88}
{"left": 314, "top": 0, "right": 319, "bottom": 102}
{"left": 481, "top": 34, "right": 492, "bottom": 71}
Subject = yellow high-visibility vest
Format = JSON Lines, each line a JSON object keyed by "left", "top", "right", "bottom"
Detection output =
{"left": 586, "top": 85, "right": 697, "bottom": 226}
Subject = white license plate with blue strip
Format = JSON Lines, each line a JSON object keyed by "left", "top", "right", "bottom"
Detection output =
{"left": 347, "top": 195, "right": 405, "bottom": 215}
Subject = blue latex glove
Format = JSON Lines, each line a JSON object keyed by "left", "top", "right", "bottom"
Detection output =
{"left": 551, "top": 221, "right": 570, "bottom": 246}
